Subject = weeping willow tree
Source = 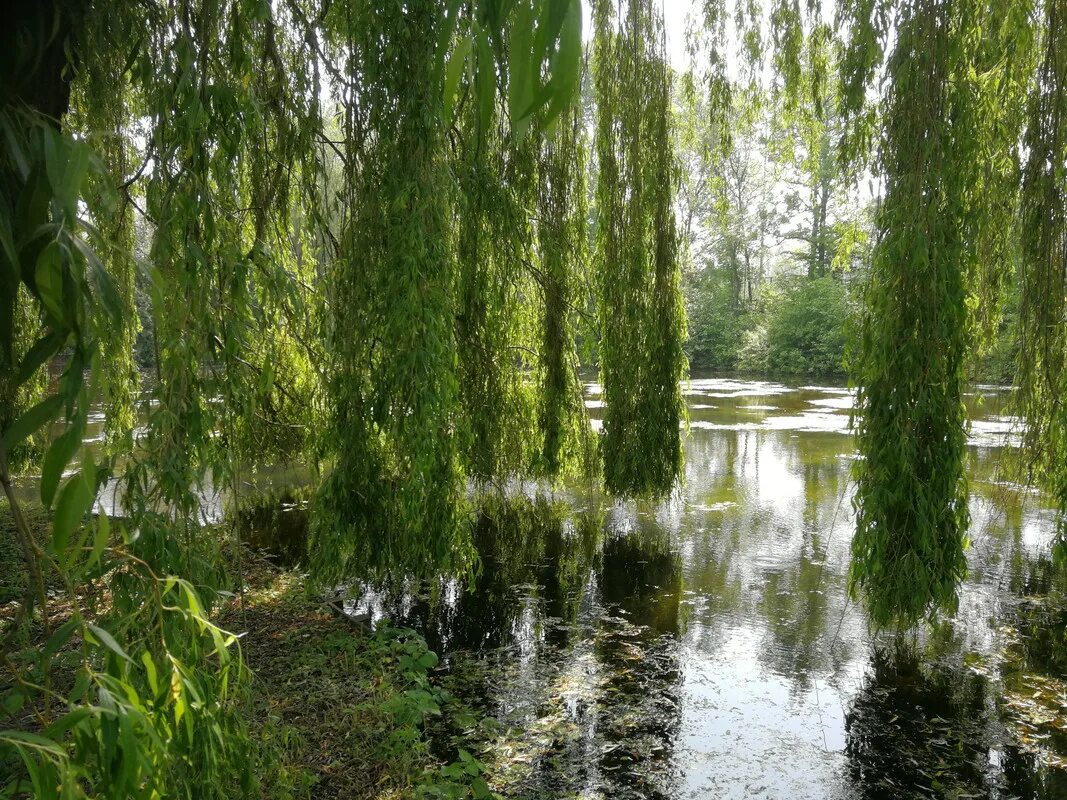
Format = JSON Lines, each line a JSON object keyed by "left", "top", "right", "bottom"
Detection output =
{"left": 0, "top": 0, "right": 591, "bottom": 794}
{"left": 593, "top": 0, "right": 687, "bottom": 498}
{"left": 843, "top": 0, "right": 1036, "bottom": 626}
{"left": 1017, "top": 0, "right": 1067, "bottom": 557}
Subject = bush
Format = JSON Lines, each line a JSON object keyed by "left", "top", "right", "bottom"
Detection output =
{"left": 764, "top": 276, "right": 850, "bottom": 375}
{"left": 971, "top": 291, "right": 1019, "bottom": 385}
{"left": 685, "top": 269, "right": 745, "bottom": 371}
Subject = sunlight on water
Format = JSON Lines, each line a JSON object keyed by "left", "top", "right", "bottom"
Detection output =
{"left": 16, "top": 377, "right": 1066, "bottom": 797}
{"left": 337, "top": 377, "right": 1067, "bottom": 798}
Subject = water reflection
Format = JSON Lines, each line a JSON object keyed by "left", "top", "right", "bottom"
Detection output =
{"left": 26, "top": 376, "right": 1066, "bottom": 796}
{"left": 845, "top": 637, "right": 1067, "bottom": 799}
{"left": 363, "top": 377, "right": 1065, "bottom": 798}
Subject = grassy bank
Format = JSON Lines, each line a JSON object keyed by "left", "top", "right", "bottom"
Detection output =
{"left": 0, "top": 501, "right": 496, "bottom": 800}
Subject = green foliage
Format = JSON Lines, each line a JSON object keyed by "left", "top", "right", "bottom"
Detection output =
{"left": 765, "top": 277, "right": 849, "bottom": 375}
{"left": 685, "top": 271, "right": 853, "bottom": 376}
{"left": 594, "top": 0, "right": 687, "bottom": 498}
{"left": 1015, "top": 0, "right": 1067, "bottom": 553}
{"left": 312, "top": 1, "right": 468, "bottom": 586}
{"left": 6, "top": 0, "right": 1067, "bottom": 792}
{"left": 312, "top": 0, "right": 590, "bottom": 584}
{"left": 536, "top": 107, "right": 596, "bottom": 480}
{"left": 0, "top": 1, "right": 649, "bottom": 797}
{"left": 847, "top": 0, "right": 1031, "bottom": 627}
{"left": 685, "top": 269, "right": 745, "bottom": 371}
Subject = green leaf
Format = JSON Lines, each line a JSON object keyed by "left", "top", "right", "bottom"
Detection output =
{"left": 16, "top": 329, "right": 67, "bottom": 385}
{"left": 34, "top": 241, "right": 65, "bottom": 324}
{"left": 508, "top": 1, "right": 535, "bottom": 137}
{"left": 42, "top": 128, "right": 67, "bottom": 201}
{"left": 69, "top": 670, "right": 91, "bottom": 703}
{"left": 0, "top": 393, "right": 63, "bottom": 451}
{"left": 434, "top": 0, "right": 464, "bottom": 81}
{"left": 541, "top": 0, "right": 582, "bottom": 123}
{"left": 42, "top": 618, "right": 79, "bottom": 661}
{"left": 141, "top": 651, "right": 159, "bottom": 696}
{"left": 88, "top": 509, "right": 109, "bottom": 571}
{"left": 442, "top": 35, "right": 474, "bottom": 126}
{"left": 58, "top": 138, "right": 90, "bottom": 212}
{"left": 0, "top": 729, "right": 65, "bottom": 755}
{"left": 41, "top": 419, "right": 84, "bottom": 507}
{"left": 44, "top": 708, "right": 94, "bottom": 739}
{"left": 52, "top": 469, "right": 94, "bottom": 558}
{"left": 72, "top": 235, "right": 124, "bottom": 328}
{"left": 476, "top": 31, "right": 496, "bottom": 139}
{"left": 87, "top": 624, "right": 132, "bottom": 664}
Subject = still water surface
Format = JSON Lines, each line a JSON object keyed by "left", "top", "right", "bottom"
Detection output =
{"left": 352, "top": 377, "right": 1067, "bottom": 799}
{"left": 16, "top": 376, "right": 1065, "bottom": 798}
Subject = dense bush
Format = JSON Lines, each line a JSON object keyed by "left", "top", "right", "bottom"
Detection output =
{"left": 685, "top": 273, "right": 852, "bottom": 376}
{"left": 685, "top": 270, "right": 745, "bottom": 371}
{"left": 971, "top": 292, "right": 1019, "bottom": 385}
{"left": 765, "top": 277, "right": 850, "bottom": 375}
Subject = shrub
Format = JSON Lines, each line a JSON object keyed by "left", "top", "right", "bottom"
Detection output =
{"left": 764, "top": 276, "right": 850, "bottom": 375}
{"left": 685, "top": 270, "right": 745, "bottom": 371}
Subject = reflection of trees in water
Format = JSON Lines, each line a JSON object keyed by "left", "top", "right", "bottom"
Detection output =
{"left": 383, "top": 495, "right": 603, "bottom": 653}
{"left": 757, "top": 431, "right": 854, "bottom": 690}
{"left": 364, "top": 494, "right": 685, "bottom": 799}
{"left": 680, "top": 427, "right": 860, "bottom": 688}
{"left": 845, "top": 640, "right": 1056, "bottom": 799}
{"left": 590, "top": 529, "right": 683, "bottom": 800}
{"left": 757, "top": 536, "right": 829, "bottom": 689}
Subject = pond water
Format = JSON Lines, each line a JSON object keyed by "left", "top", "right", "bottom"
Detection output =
{"left": 13, "top": 376, "right": 1067, "bottom": 798}
{"left": 349, "top": 377, "right": 1067, "bottom": 799}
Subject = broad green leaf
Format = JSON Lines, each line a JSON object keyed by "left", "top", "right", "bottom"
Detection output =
{"left": 44, "top": 708, "right": 94, "bottom": 739}
{"left": 434, "top": 0, "right": 465, "bottom": 83}
{"left": 88, "top": 509, "right": 109, "bottom": 571}
{"left": 0, "top": 729, "right": 65, "bottom": 755}
{"left": 508, "top": 1, "right": 535, "bottom": 137}
{"left": 34, "top": 241, "right": 65, "bottom": 324}
{"left": 57, "top": 138, "right": 90, "bottom": 212}
{"left": 442, "top": 35, "right": 474, "bottom": 126}
{"left": 541, "top": 0, "right": 582, "bottom": 123}
{"left": 52, "top": 469, "right": 94, "bottom": 558}
{"left": 42, "top": 618, "right": 79, "bottom": 661}
{"left": 141, "top": 651, "right": 159, "bottom": 696}
{"left": 42, "top": 127, "right": 67, "bottom": 200}
{"left": 72, "top": 235, "right": 124, "bottom": 328}
{"left": 16, "top": 329, "right": 67, "bottom": 385}
{"left": 0, "top": 393, "right": 63, "bottom": 451}
{"left": 41, "top": 420, "right": 84, "bottom": 507}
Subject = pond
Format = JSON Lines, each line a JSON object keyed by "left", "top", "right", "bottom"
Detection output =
{"left": 12, "top": 376, "right": 1067, "bottom": 798}
{"left": 348, "top": 377, "right": 1067, "bottom": 799}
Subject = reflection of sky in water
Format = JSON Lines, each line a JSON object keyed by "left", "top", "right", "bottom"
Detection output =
{"left": 349, "top": 377, "right": 1062, "bottom": 798}
{"left": 14, "top": 377, "right": 1062, "bottom": 797}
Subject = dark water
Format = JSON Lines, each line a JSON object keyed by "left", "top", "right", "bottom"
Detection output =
{"left": 350, "top": 378, "right": 1067, "bottom": 799}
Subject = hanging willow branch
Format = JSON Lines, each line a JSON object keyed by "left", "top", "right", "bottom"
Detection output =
{"left": 1017, "top": 0, "right": 1067, "bottom": 552}
{"left": 537, "top": 103, "right": 594, "bottom": 480}
{"left": 848, "top": 0, "right": 1032, "bottom": 627}
{"left": 311, "top": 0, "right": 468, "bottom": 584}
{"left": 594, "top": 0, "right": 686, "bottom": 498}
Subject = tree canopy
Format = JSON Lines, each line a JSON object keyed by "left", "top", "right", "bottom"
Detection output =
{"left": 1, "top": 0, "right": 1066, "bottom": 795}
